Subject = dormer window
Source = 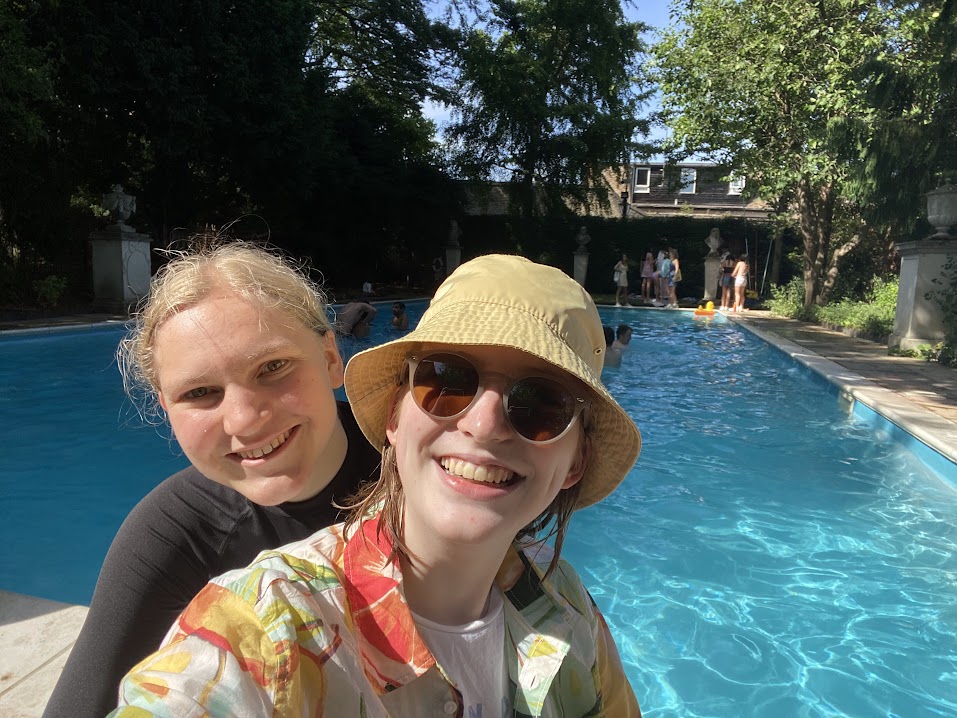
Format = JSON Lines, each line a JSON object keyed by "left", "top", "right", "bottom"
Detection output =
{"left": 729, "top": 174, "right": 746, "bottom": 195}
{"left": 679, "top": 167, "right": 696, "bottom": 194}
{"left": 633, "top": 166, "right": 651, "bottom": 193}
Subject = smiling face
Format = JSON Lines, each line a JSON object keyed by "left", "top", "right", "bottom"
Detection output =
{"left": 154, "top": 293, "right": 346, "bottom": 506}
{"left": 385, "top": 345, "right": 585, "bottom": 553}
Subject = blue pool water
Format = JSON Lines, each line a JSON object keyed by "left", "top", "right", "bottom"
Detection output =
{"left": 1, "top": 303, "right": 955, "bottom": 717}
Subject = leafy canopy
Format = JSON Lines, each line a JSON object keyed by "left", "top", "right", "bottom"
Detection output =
{"left": 444, "top": 0, "right": 653, "bottom": 216}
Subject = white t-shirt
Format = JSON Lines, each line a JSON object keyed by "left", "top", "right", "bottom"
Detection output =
{"left": 413, "top": 586, "right": 510, "bottom": 716}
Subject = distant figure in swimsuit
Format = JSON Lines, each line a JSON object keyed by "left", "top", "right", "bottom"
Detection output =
{"left": 719, "top": 252, "right": 735, "bottom": 311}
{"left": 731, "top": 253, "right": 749, "bottom": 312}
{"left": 606, "top": 324, "right": 632, "bottom": 369}
{"left": 614, "top": 254, "right": 630, "bottom": 307}
{"left": 640, "top": 252, "right": 655, "bottom": 303}
{"left": 391, "top": 301, "right": 409, "bottom": 330}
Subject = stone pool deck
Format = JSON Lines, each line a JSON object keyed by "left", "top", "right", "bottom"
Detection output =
{"left": 1, "top": 310, "right": 955, "bottom": 717}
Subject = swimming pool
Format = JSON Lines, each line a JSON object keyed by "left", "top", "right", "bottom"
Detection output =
{"left": 1, "top": 303, "right": 954, "bottom": 717}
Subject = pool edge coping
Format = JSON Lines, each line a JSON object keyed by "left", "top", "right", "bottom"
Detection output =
{"left": 732, "top": 317, "right": 957, "bottom": 467}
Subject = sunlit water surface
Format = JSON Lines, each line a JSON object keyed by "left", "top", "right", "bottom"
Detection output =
{"left": 1, "top": 303, "right": 954, "bottom": 717}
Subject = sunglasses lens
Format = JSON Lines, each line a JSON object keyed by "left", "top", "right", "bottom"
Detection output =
{"left": 412, "top": 354, "right": 480, "bottom": 417}
{"left": 507, "top": 377, "right": 578, "bottom": 442}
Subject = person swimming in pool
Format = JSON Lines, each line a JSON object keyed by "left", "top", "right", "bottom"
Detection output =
{"left": 44, "top": 239, "right": 381, "bottom": 718}
{"left": 112, "top": 254, "right": 644, "bottom": 717}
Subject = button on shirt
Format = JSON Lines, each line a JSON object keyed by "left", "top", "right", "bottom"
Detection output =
{"left": 112, "top": 516, "right": 642, "bottom": 717}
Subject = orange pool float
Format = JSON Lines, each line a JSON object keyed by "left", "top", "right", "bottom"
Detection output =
{"left": 693, "top": 301, "right": 716, "bottom": 318}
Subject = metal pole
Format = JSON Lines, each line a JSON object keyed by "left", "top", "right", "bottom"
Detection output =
{"left": 760, "top": 236, "right": 773, "bottom": 296}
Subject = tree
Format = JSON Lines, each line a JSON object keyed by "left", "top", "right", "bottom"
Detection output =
{"left": 842, "top": 0, "right": 957, "bottom": 231}
{"left": 654, "top": 0, "right": 905, "bottom": 307}
{"left": 11, "top": 0, "right": 455, "bottom": 295}
{"left": 444, "top": 0, "right": 653, "bottom": 220}
{"left": 0, "top": 1, "right": 53, "bottom": 247}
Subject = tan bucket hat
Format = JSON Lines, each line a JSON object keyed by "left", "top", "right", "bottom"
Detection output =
{"left": 344, "top": 254, "right": 641, "bottom": 508}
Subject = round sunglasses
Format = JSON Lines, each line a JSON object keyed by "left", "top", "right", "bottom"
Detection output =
{"left": 406, "top": 352, "right": 588, "bottom": 444}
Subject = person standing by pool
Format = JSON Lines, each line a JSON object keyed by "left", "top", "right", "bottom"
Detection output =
{"left": 666, "top": 248, "right": 681, "bottom": 309}
{"left": 731, "top": 252, "right": 750, "bottom": 312}
{"left": 112, "top": 254, "right": 644, "bottom": 717}
{"left": 654, "top": 250, "right": 672, "bottom": 307}
{"left": 719, "top": 251, "right": 735, "bottom": 310}
{"left": 44, "top": 241, "right": 381, "bottom": 718}
{"left": 614, "top": 253, "right": 630, "bottom": 307}
{"left": 640, "top": 251, "right": 655, "bottom": 304}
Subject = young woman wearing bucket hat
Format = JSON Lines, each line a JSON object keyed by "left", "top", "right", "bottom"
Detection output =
{"left": 112, "top": 254, "right": 643, "bottom": 717}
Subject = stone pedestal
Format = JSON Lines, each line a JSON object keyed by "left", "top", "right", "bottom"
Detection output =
{"left": 445, "top": 244, "right": 461, "bottom": 276}
{"left": 89, "top": 224, "right": 152, "bottom": 312}
{"left": 889, "top": 238, "right": 955, "bottom": 350}
{"left": 703, "top": 256, "right": 721, "bottom": 301}
{"left": 573, "top": 250, "right": 589, "bottom": 287}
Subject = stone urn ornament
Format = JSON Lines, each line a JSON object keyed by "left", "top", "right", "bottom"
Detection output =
{"left": 926, "top": 182, "right": 957, "bottom": 238}
{"left": 102, "top": 184, "right": 137, "bottom": 230}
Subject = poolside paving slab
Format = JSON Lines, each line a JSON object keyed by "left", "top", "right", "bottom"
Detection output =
{"left": 0, "top": 590, "right": 88, "bottom": 717}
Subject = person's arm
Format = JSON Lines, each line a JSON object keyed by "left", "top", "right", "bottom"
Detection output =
{"left": 43, "top": 475, "right": 224, "bottom": 718}
{"left": 109, "top": 579, "right": 279, "bottom": 717}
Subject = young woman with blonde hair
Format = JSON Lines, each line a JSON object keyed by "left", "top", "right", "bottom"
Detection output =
{"left": 46, "top": 240, "right": 380, "bottom": 718}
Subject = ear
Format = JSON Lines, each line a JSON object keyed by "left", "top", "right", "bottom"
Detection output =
{"left": 562, "top": 432, "right": 591, "bottom": 490}
{"left": 383, "top": 389, "right": 404, "bottom": 447}
{"left": 158, "top": 391, "right": 169, "bottom": 412}
{"left": 322, "top": 331, "right": 345, "bottom": 390}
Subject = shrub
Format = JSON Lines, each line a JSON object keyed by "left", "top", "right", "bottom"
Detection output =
{"left": 925, "top": 255, "right": 957, "bottom": 367}
{"left": 816, "top": 277, "right": 898, "bottom": 339}
{"left": 767, "top": 276, "right": 818, "bottom": 321}
{"left": 32, "top": 275, "right": 67, "bottom": 308}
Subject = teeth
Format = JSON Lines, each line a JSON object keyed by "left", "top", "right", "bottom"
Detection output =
{"left": 238, "top": 429, "right": 291, "bottom": 460}
{"left": 441, "top": 458, "right": 514, "bottom": 485}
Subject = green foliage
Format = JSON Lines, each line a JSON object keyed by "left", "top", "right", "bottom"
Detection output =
{"left": 769, "top": 274, "right": 899, "bottom": 339}
{"left": 816, "top": 277, "right": 898, "bottom": 339}
{"left": 445, "top": 0, "right": 653, "bottom": 220}
{"left": 32, "top": 275, "right": 67, "bottom": 308}
{"left": 0, "top": 1, "right": 56, "bottom": 256}
{"left": 767, "top": 277, "right": 818, "bottom": 321}
{"left": 841, "top": 1, "right": 957, "bottom": 233}
{"left": 924, "top": 253, "right": 957, "bottom": 366}
{"left": 652, "top": 0, "right": 924, "bottom": 307}
{"left": 4, "top": 0, "right": 460, "bottom": 304}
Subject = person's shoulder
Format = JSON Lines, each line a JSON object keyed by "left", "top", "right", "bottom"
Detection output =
{"left": 151, "top": 465, "right": 248, "bottom": 510}
{"left": 125, "top": 465, "right": 252, "bottom": 537}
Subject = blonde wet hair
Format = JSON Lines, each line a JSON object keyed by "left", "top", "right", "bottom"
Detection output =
{"left": 117, "top": 238, "right": 332, "bottom": 422}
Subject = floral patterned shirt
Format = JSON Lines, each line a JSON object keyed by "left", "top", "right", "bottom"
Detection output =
{"left": 111, "top": 515, "right": 641, "bottom": 717}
